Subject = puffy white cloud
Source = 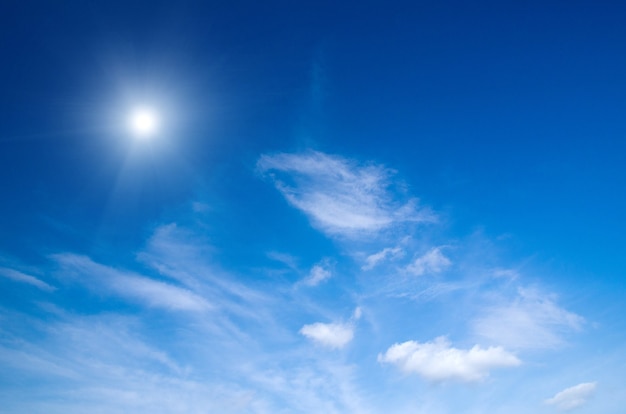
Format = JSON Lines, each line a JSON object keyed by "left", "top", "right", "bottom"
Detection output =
{"left": 405, "top": 247, "right": 451, "bottom": 276}
{"left": 257, "top": 151, "right": 433, "bottom": 237}
{"left": 473, "top": 287, "right": 584, "bottom": 349}
{"left": 300, "top": 322, "right": 354, "bottom": 349}
{"left": 545, "top": 382, "right": 597, "bottom": 411}
{"left": 0, "top": 267, "right": 55, "bottom": 291}
{"left": 378, "top": 336, "right": 520, "bottom": 382}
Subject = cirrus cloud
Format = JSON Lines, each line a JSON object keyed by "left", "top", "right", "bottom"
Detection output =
{"left": 257, "top": 151, "right": 434, "bottom": 238}
{"left": 472, "top": 287, "right": 584, "bottom": 350}
{"left": 52, "top": 253, "right": 212, "bottom": 312}
{"left": 0, "top": 267, "right": 55, "bottom": 291}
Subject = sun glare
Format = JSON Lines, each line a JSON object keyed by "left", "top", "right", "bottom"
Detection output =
{"left": 129, "top": 107, "right": 159, "bottom": 138}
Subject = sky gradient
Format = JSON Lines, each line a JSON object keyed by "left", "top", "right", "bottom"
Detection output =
{"left": 1, "top": 1, "right": 625, "bottom": 413}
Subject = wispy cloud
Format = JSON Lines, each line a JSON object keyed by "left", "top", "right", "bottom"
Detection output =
{"left": 52, "top": 254, "right": 212, "bottom": 312}
{"left": 246, "top": 359, "right": 371, "bottom": 414}
{"left": 362, "top": 247, "right": 404, "bottom": 271}
{"left": 0, "top": 147, "right": 606, "bottom": 413}
{"left": 545, "top": 382, "right": 597, "bottom": 411}
{"left": 405, "top": 247, "right": 451, "bottom": 276}
{"left": 257, "top": 151, "right": 434, "bottom": 237}
{"left": 137, "top": 223, "right": 214, "bottom": 288}
{"left": 378, "top": 336, "right": 520, "bottom": 382}
{"left": 473, "top": 287, "right": 584, "bottom": 349}
{"left": 0, "top": 309, "right": 264, "bottom": 414}
{"left": 302, "top": 260, "right": 332, "bottom": 286}
{"left": 266, "top": 251, "right": 299, "bottom": 270}
{"left": 0, "top": 267, "right": 55, "bottom": 291}
{"left": 137, "top": 224, "right": 274, "bottom": 326}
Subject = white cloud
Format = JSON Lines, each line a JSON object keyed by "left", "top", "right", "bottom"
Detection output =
{"left": 378, "top": 336, "right": 520, "bottom": 382}
{"left": 136, "top": 224, "right": 273, "bottom": 323}
{"left": 257, "top": 151, "right": 434, "bottom": 237}
{"left": 266, "top": 251, "right": 298, "bottom": 270}
{"left": 112, "top": 274, "right": 212, "bottom": 312}
{"left": 0, "top": 267, "right": 55, "bottom": 291}
{"left": 492, "top": 268, "right": 520, "bottom": 280}
{"left": 52, "top": 254, "right": 211, "bottom": 312}
{"left": 473, "top": 287, "right": 584, "bottom": 349}
{"left": 0, "top": 310, "right": 265, "bottom": 414}
{"left": 137, "top": 223, "right": 213, "bottom": 288}
{"left": 545, "top": 382, "right": 597, "bottom": 411}
{"left": 405, "top": 247, "right": 451, "bottom": 276}
{"left": 303, "top": 262, "right": 332, "bottom": 286}
{"left": 300, "top": 322, "right": 354, "bottom": 349}
{"left": 362, "top": 247, "right": 404, "bottom": 270}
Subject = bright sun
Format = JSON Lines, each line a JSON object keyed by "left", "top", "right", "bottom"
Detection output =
{"left": 129, "top": 107, "right": 159, "bottom": 138}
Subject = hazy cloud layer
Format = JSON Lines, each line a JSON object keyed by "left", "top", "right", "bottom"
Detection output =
{"left": 473, "top": 288, "right": 584, "bottom": 349}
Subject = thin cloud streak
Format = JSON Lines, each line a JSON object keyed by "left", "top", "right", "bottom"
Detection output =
{"left": 0, "top": 267, "right": 55, "bottom": 291}
{"left": 52, "top": 253, "right": 212, "bottom": 312}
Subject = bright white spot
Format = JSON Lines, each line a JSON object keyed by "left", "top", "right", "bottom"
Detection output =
{"left": 129, "top": 107, "right": 159, "bottom": 138}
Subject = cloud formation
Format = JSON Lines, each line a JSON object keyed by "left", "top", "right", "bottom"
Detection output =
{"left": 362, "top": 247, "right": 404, "bottom": 270}
{"left": 378, "top": 336, "right": 520, "bottom": 382}
{"left": 302, "top": 262, "right": 332, "bottom": 286}
{"left": 0, "top": 267, "right": 55, "bottom": 291}
{"left": 300, "top": 311, "right": 361, "bottom": 350}
{"left": 545, "top": 382, "right": 597, "bottom": 411}
{"left": 257, "top": 151, "right": 433, "bottom": 237}
{"left": 405, "top": 247, "right": 451, "bottom": 276}
{"left": 300, "top": 321, "right": 355, "bottom": 349}
{"left": 473, "top": 288, "right": 584, "bottom": 349}
{"left": 52, "top": 254, "right": 211, "bottom": 312}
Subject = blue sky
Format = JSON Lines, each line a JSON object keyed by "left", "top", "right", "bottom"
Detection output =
{"left": 1, "top": 1, "right": 625, "bottom": 412}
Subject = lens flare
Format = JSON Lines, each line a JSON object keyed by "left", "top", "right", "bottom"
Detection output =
{"left": 129, "top": 108, "right": 159, "bottom": 137}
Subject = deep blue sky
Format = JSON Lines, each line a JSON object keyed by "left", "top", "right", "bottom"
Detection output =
{"left": 1, "top": 1, "right": 625, "bottom": 413}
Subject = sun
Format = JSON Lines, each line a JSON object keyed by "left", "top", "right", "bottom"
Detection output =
{"left": 129, "top": 107, "right": 159, "bottom": 138}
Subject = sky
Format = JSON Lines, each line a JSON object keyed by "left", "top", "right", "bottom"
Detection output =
{"left": 1, "top": 1, "right": 625, "bottom": 413}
